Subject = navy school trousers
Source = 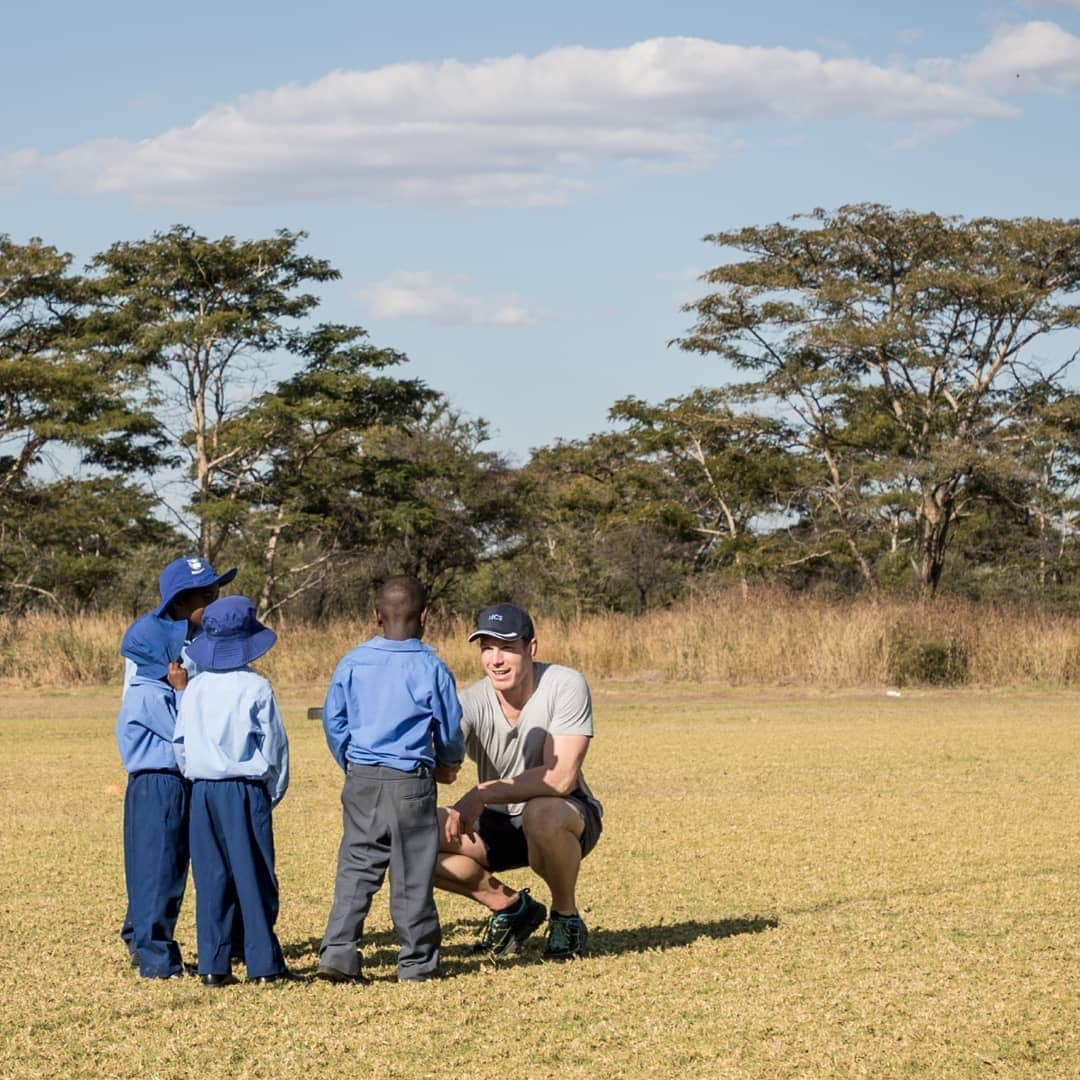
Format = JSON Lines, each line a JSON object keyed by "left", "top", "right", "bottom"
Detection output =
{"left": 189, "top": 778, "right": 285, "bottom": 979}
{"left": 122, "top": 769, "right": 191, "bottom": 978}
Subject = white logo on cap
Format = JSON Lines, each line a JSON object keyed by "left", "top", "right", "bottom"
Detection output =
{"left": 488, "top": 613, "right": 504, "bottom": 621}
{"left": 187, "top": 558, "right": 205, "bottom": 574}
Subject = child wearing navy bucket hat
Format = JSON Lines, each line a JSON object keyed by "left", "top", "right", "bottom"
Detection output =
{"left": 121, "top": 555, "right": 238, "bottom": 698}
{"left": 173, "top": 596, "right": 300, "bottom": 986}
{"left": 115, "top": 616, "right": 193, "bottom": 979}
{"left": 118, "top": 554, "right": 238, "bottom": 964}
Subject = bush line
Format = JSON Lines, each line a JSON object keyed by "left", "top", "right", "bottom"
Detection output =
{"left": 3, "top": 590, "right": 1079, "bottom": 690}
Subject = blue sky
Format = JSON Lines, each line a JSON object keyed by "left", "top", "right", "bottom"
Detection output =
{"left": 4, "top": 0, "right": 1080, "bottom": 460}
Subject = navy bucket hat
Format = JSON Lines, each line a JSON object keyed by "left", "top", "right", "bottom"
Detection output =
{"left": 120, "top": 613, "right": 189, "bottom": 680}
{"left": 153, "top": 556, "right": 238, "bottom": 618}
{"left": 185, "top": 596, "right": 277, "bottom": 672}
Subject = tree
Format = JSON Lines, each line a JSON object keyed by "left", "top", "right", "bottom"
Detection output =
{"left": 1, "top": 235, "right": 162, "bottom": 496}
{"left": 0, "top": 477, "right": 179, "bottom": 614}
{"left": 611, "top": 389, "right": 799, "bottom": 589}
{"left": 91, "top": 226, "right": 341, "bottom": 562}
{"left": 0, "top": 236, "right": 167, "bottom": 613}
{"left": 679, "top": 204, "right": 1080, "bottom": 597}
{"left": 201, "top": 325, "right": 438, "bottom": 617}
{"left": 357, "top": 403, "right": 522, "bottom": 607}
{"left": 509, "top": 433, "right": 697, "bottom": 614}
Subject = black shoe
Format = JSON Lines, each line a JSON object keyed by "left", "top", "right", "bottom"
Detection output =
{"left": 248, "top": 969, "right": 307, "bottom": 985}
{"left": 473, "top": 889, "right": 548, "bottom": 956}
{"left": 200, "top": 972, "right": 238, "bottom": 987}
{"left": 314, "top": 966, "right": 369, "bottom": 985}
{"left": 542, "top": 912, "right": 589, "bottom": 960}
{"left": 398, "top": 970, "right": 442, "bottom": 983}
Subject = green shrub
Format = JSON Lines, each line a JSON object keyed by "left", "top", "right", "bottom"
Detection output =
{"left": 888, "top": 629, "right": 969, "bottom": 687}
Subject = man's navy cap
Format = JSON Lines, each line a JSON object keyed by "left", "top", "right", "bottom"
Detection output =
{"left": 153, "top": 556, "right": 238, "bottom": 618}
{"left": 467, "top": 603, "right": 535, "bottom": 643}
{"left": 184, "top": 596, "right": 277, "bottom": 672}
{"left": 120, "top": 612, "right": 189, "bottom": 680}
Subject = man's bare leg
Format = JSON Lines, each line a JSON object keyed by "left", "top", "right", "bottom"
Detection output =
{"left": 521, "top": 797, "right": 585, "bottom": 915}
{"left": 434, "top": 807, "right": 518, "bottom": 911}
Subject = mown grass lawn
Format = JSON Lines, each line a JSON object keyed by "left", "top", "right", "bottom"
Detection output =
{"left": 0, "top": 685, "right": 1076, "bottom": 1078}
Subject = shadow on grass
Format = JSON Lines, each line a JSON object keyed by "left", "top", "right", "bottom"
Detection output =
{"left": 575, "top": 916, "right": 779, "bottom": 957}
{"left": 283, "top": 916, "right": 779, "bottom": 975}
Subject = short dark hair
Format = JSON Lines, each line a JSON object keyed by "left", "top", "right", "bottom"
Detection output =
{"left": 376, "top": 575, "right": 427, "bottom": 622}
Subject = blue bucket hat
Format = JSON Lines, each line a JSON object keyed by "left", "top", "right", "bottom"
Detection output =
{"left": 185, "top": 596, "right": 277, "bottom": 672}
{"left": 120, "top": 613, "right": 189, "bottom": 680}
{"left": 153, "top": 556, "right": 238, "bottom": 618}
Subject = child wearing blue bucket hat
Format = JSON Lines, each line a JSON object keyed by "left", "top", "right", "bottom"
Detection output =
{"left": 115, "top": 614, "right": 193, "bottom": 979}
{"left": 121, "top": 556, "right": 238, "bottom": 698}
{"left": 173, "top": 596, "right": 299, "bottom": 986}
{"left": 118, "top": 554, "right": 238, "bottom": 963}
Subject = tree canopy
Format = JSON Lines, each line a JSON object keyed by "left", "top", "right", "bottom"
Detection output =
{"left": 4, "top": 207, "right": 1080, "bottom": 619}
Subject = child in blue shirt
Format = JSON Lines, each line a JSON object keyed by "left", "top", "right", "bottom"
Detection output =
{"left": 121, "top": 555, "right": 237, "bottom": 698}
{"left": 118, "top": 554, "right": 238, "bottom": 963}
{"left": 115, "top": 615, "right": 192, "bottom": 979}
{"left": 173, "top": 595, "right": 297, "bottom": 987}
{"left": 317, "top": 575, "right": 465, "bottom": 984}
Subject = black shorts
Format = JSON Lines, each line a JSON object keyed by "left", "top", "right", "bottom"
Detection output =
{"left": 475, "top": 794, "right": 603, "bottom": 874}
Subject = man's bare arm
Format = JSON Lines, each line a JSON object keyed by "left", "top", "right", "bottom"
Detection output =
{"left": 449, "top": 733, "right": 590, "bottom": 834}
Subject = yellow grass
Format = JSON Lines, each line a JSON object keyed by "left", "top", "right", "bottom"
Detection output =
{"left": 0, "top": 685, "right": 1077, "bottom": 1077}
{"left": 2, "top": 592, "right": 1078, "bottom": 689}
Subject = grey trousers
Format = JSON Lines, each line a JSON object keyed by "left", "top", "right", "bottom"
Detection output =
{"left": 319, "top": 763, "right": 441, "bottom": 979}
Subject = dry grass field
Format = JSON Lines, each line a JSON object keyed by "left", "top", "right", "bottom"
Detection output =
{"left": 0, "top": 684, "right": 1077, "bottom": 1078}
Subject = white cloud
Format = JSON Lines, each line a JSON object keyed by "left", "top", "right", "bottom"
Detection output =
{"left": 0, "top": 34, "right": 1020, "bottom": 208}
{"left": 919, "top": 20, "right": 1080, "bottom": 92}
{"left": 966, "top": 20, "right": 1080, "bottom": 90}
{"left": 359, "top": 271, "right": 540, "bottom": 327}
{"left": 0, "top": 148, "right": 41, "bottom": 193}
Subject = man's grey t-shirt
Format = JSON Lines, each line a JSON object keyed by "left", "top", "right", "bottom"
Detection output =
{"left": 460, "top": 662, "right": 602, "bottom": 819}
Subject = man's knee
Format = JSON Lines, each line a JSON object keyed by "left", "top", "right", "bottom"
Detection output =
{"left": 521, "top": 797, "right": 584, "bottom": 843}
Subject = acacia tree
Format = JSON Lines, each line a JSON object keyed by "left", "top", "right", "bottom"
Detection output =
{"left": 511, "top": 433, "right": 697, "bottom": 614}
{"left": 679, "top": 204, "right": 1080, "bottom": 597}
{"left": 611, "top": 389, "right": 799, "bottom": 589}
{"left": 0, "top": 236, "right": 165, "bottom": 612}
{"left": 201, "top": 325, "right": 437, "bottom": 617}
{"left": 91, "top": 226, "right": 340, "bottom": 562}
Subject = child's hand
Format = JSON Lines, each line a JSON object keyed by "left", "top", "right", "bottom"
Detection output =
{"left": 434, "top": 763, "right": 460, "bottom": 785}
{"left": 166, "top": 662, "right": 189, "bottom": 691}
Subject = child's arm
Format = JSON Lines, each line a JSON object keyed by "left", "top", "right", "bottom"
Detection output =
{"left": 432, "top": 662, "right": 466, "bottom": 771}
{"left": 321, "top": 671, "right": 352, "bottom": 771}
{"left": 261, "top": 687, "right": 290, "bottom": 808}
{"left": 172, "top": 702, "right": 187, "bottom": 775}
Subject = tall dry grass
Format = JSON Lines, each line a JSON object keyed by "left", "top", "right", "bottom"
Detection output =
{"left": 2, "top": 590, "right": 1078, "bottom": 690}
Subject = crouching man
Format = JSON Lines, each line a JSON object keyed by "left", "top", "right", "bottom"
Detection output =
{"left": 436, "top": 603, "right": 602, "bottom": 960}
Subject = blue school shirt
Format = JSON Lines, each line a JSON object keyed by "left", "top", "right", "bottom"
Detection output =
{"left": 122, "top": 643, "right": 204, "bottom": 700}
{"left": 115, "top": 676, "right": 183, "bottom": 773}
{"left": 322, "top": 637, "right": 465, "bottom": 773}
{"left": 173, "top": 667, "right": 289, "bottom": 807}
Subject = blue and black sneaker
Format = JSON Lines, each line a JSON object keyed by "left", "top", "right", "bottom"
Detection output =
{"left": 473, "top": 889, "right": 547, "bottom": 956}
{"left": 542, "top": 912, "right": 588, "bottom": 960}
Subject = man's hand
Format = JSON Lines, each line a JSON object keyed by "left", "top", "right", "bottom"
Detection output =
{"left": 442, "top": 806, "right": 465, "bottom": 845}
{"left": 452, "top": 786, "right": 487, "bottom": 835}
{"left": 166, "top": 662, "right": 188, "bottom": 692}
{"left": 433, "top": 763, "right": 460, "bottom": 785}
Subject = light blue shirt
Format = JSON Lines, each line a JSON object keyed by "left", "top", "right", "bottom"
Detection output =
{"left": 115, "top": 675, "right": 183, "bottom": 773}
{"left": 322, "top": 636, "right": 465, "bottom": 773}
{"left": 174, "top": 667, "right": 289, "bottom": 807}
